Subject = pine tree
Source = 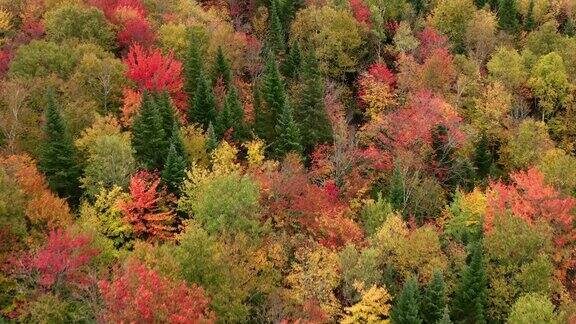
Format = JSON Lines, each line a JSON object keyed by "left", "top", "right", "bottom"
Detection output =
{"left": 279, "top": 0, "right": 303, "bottom": 39}
{"left": 421, "top": 270, "right": 446, "bottom": 324}
{"left": 524, "top": 0, "right": 536, "bottom": 31}
{"left": 189, "top": 70, "right": 217, "bottom": 129}
{"left": 389, "top": 165, "right": 405, "bottom": 213}
{"left": 212, "top": 46, "right": 233, "bottom": 88}
{"left": 131, "top": 92, "right": 168, "bottom": 170}
{"left": 184, "top": 33, "right": 204, "bottom": 100}
{"left": 391, "top": 276, "right": 422, "bottom": 324}
{"left": 260, "top": 52, "right": 289, "bottom": 144}
{"left": 268, "top": 0, "right": 285, "bottom": 55}
{"left": 39, "top": 89, "right": 81, "bottom": 202}
{"left": 156, "top": 92, "right": 177, "bottom": 141}
{"left": 474, "top": 134, "right": 493, "bottom": 180}
{"left": 206, "top": 122, "right": 218, "bottom": 152}
{"left": 273, "top": 102, "right": 302, "bottom": 156}
{"left": 563, "top": 17, "right": 576, "bottom": 36}
{"left": 282, "top": 41, "right": 302, "bottom": 79}
{"left": 216, "top": 86, "right": 248, "bottom": 141}
{"left": 498, "top": 0, "right": 520, "bottom": 34}
{"left": 161, "top": 127, "right": 187, "bottom": 194}
{"left": 295, "top": 48, "right": 332, "bottom": 155}
{"left": 452, "top": 242, "right": 487, "bottom": 324}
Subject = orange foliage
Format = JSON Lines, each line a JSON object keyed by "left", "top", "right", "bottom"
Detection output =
{"left": 120, "top": 87, "right": 142, "bottom": 126}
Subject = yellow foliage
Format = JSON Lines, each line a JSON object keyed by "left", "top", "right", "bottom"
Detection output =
{"left": 472, "top": 81, "right": 511, "bottom": 140}
{"left": 0, "top": 9, "right": 12, "bottom": 33}
{"left": 342, "top": 285, "right": 392, "bottom": 324}
{"left": 158, "top": 23, "right": 189, "bottom": 58}
{"left": 211, "top": 141, "right": 240, "bottom": 175}
{"left": 181, "top": 124, "right": 209, "bottom": 167}
{"left": 359, "top": 74, "right": 396, "bottom": 118}
{"left": 75, "top": 114, "right": 123, "bottom": 153}
{"left": 243, "top": 139, "right": 266, "bottom": 169}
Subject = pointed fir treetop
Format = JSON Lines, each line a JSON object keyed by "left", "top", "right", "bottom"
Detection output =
{"left": 451, "top": 241, "right": 487, "bottom": 324}
{"left": 156, "top": 92, "right": 178, "bottom": 140}
{"left": 262, "top": 50, "right": 288, "bottom": 119}
{"left": 161, "top": 135, "right": 188, "bottom": 194}
{"left": 268, "top": 0, "right": 286, "bottom": 55}
{"left": 217, "top": 85, "right": 248, "bottom": 141}
{"left": 189, "top": 69, "right": 217, "bottom": 129}
{"left": 212, "top": 46, "right": 233, "bottom": 88}
{"left": 206, "top": 121, "right": 219, "bottom": 152}
{"left": 282, "top": 41, "right": 303, "bottom": 78}
{"left": 131, "top": 91, "right": 168, "bottom": 170}
{"left": 391, "top": 276, "right": 423, "bottom": 324}
{"left": 184, "top": 32, "right": 204, "bottom": 99}
{"left": 273, "top": 100, "right": 302, "bottom": 157}
{"left": 421, "top": 270, "right": 446, "bottom": 324}
{"left": 498, "top": 0, "right": 520, "bottom": 34}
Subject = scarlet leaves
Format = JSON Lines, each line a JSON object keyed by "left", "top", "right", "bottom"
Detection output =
{"left": 124, "top": 44, "right": 187, "bottom": 115}
{"left": 349, "top": 0, "right": 371, "bottom": 27}
{"left": 119, "top": 171, "right": 176, "bottom": 241}
{"left": 98, "top": 261, "right": 215, "bottom": 323}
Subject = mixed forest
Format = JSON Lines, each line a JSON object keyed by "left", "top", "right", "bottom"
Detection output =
{"left": 0, "top": 0, "right": 576, "bottom": 322}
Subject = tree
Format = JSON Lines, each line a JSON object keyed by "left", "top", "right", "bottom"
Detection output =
{"left": 273, "top": 102, "right": 302, "bottom": 156}
{"left": 39, "top": 90, "right": 81, "bottom": 203}
{"left": 119, "top": 171, "right": 176, "bottom": 241}
{"left": 131, "top": 92, "right": 168, "bottom": 170}
{"left": 155, "top": 92, "right": 178, "bottom": 142}
{"left": 498, "top": 0, "right": 520, "bottom": 34}
{"left": 486, "top": 47, "right": 527, "bottom": 90}
{"left": 499, "top": 119, "right": 553, "bottom": 171}
{"left": 211, "top": 46, "right": 232, "bottom": 88}
{"left": 391, "top": 276, "right": 422, "bottom": 324}
{"left": 258, "top": 52, "right": 289, "bottom": 144}
{"left": 295, "top": 49, "right": 332, "bottom": 154}
{"left": 282, "top": 41, "right": 302, "bottom": 78}
{"left": 474, "top": 134, "right": 493, "bottom": 180}
{"left": 98, "top": 261, "right": 215, "bottom": 323}
{"left": 421, "top": 270, "right": 446, "bottom": 324}
{"left": 161, "top": 126, "right": 188, "bottom": 194}
{"left": 268, "top": 0, "right": 285, "bottom": 55}
{"left": 342, "top": 286, "right": 392, "bottom": 323}
{"left": 524, "top": 0, "right": 536, "bottom": 31}
{"left": 451, "top": 242, "right": 487, "bottom": 324}
{"left": 431, "top": 0, "right": 476, "bottom": 52}
{"left": 8, "top": 41, "right": 79, "bottom": 79}
{"left": 216, "top": 86, "right": 248, "bottom": 141}
{"left": 507, "top": 293, "right": 559, "bottom": 324}
{"left": 183, "top": 33, "right": 204, "bottom": 100}
{"left": 189, "top": 70, "right": 217, "bottom": 129}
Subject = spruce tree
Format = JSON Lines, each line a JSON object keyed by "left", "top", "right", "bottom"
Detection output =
{"left": 498, "top": 0, "right": 520, "bottom": 34}
{"left": 563, "top": 17, "right": 576, "bottom": 36}
{"left": 452, "top": 242, "right": 487, "bottom": 324}
{"left": 295, "top": 48, "right": 332, "bottom": 155}
{"left": 156, "top": 92, "right": 177, "bottom": 141}
{"left": 161, "top": 127, "right": 187, "bottom": 194}
{"left": 131, "top": 92, "right": 168, "bottom": 170}
{"left": 184, "top": 32, "right": 204, "bottom": 100}
{"left": 389, "top": 165, "right": 405, "bottom": 213}
{"left": 391, "top": 276, "right": 423, "bottom": 324}
{"left": 189, "top": 69, "right": 217, "bottom": 129}
{"left": 474, "top": 134, "right": 493, "bottom": 180}
{"left": 40, "top": 89, "right": 81, "bottom": 202}
{"left": 421, "top": 270, "right": 446, "bottom": 324}
{"left": 216, "top": 86, "right": 248, "bottom": 141}
{"left": 524, "top": 0, "right": 536, "bottom": 31}
{"left": 260, "top": 52, "right": 289, "bottom": 143}
{"left": 273, "top": 102, "right": 302, "bottom": 156}
{"left": 268, "top": 0, "right": 285, "bottom": 55}
{"left": 280, "top": 0, "right": 303, "bottom": 33}
{"left": 212, "top": 46, "right": 233, "bottom": 88}
{"left": 282, "top": 41, "right": 302, "bottom": 79}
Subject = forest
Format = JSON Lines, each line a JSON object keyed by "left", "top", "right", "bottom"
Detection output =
{"left": 0, "top": 0, "right": 575, "bottom": 322}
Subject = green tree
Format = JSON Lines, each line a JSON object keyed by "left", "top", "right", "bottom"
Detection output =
{"left": 131, "top": 92, "right": 168, "bottom": 170}
{"left": 189, "top": 70, "right": 217, "bottom": 129}
{"left": 282, "top": 41, "right": 302, "bottom": 78}
{"left": 183, "top": 32, "right": 204, "bottom": 101}
{"left": 211, "top": 46, "right": 233, "bottom": 88}
{"left": 498, "top": 0, "right": 520, "bottom": 33}
{"left": 507, "top": 293, "right": 559, "bottom": 324}
{"left": 268, "top": 0, "right": 285, "bottom": 55}
{"left": 452, "top": 242, "right": 487, "bottom": 324}
{"left": 273, "top": 102, "right": 302, "bottom": 156}
{"left": 474, "top": 134, "right": 493, "bottom": 180}
{"left": 9, "top": 40, "right": 78, "bottom": 79}
{"left": 216, "top": 86, "right": 248, "bottom": 141}
{"left": 39, "top": 90, "right": 81, "bottom": 202}
{"left": 431, "top": 0, "right": 476, "bottom": 52}
{"left": 421, "top": 270, "right": 446, "bottom": 324}
{"left": 389, "top": 165, "right": 405, "bottom": 212}
{"left": 155, "top": 92, "right": 178, "bottom": 141}
{"left": 524, "top": 0, "right": 536, "bottom": 31}
{"left": 295, "top": 48, "right": 332, "bottom": 155}
{"left": 391, "top": 276, "right": 422, "bottom": 324}
{"left": 259, "top": 52, "right": 289, "bottom": 145}
{"left": 161, "top": 133, "right": 188, "bottom": 194}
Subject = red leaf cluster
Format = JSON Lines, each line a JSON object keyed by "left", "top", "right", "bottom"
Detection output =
{"left": 119, "top": 171, "right": 176, "bottom": 241}
{"left": 348, "top": 0, "right": 371, "bottom": 27}
{"left": 98, "top": 261, "right": 215, "bottom": 324}
{"left": 415, "top": 27, "right": 449, "bottom": 62}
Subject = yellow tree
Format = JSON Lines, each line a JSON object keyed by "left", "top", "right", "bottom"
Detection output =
{"left": 342, "top": 285, "right": 392, "bottom": 323}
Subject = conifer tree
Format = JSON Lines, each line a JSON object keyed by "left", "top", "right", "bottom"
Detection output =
{"left": 280, "top": 0, "right": 303, "bottom": 33}
{"left": 563, "top": 17, "right": 576, "bottom": 36}
{"left": 282, "top": 41, "right": 302, "bottom": 78}
{"left": 184, "top": 33, "right": 204, "bottom": 100}
{"left": 391, "top": 276, "right": 422, "bottom": 324}
{"left": 216, "top": 86, "right": 248, "bottom": 141}
{"left": 273, "top": 102, "right": 302, "bottom": 156}
{"left": 295, "top": 48, "right": 332, "bottom": 154}
{"left": 498, "top": 0, "right": 520, "bottom": 33}
{"left": 389, "top": 165, "right": 405, "bottom": 213}
{"left": 438, "top": 307, "right": 453, "bottom": 324}
{"left": 524, "top": 0, "right": 536, "bottom": 31}
{"left": 268, "top": 0, "right": 285, "bottom": 55}
{"left": 252, "top": 83, "right": 270, "bottom": 141}
{"left": 452, "top": 242, "right": 487, "bottom": 324}
{"left": 40, "top": 89, "right": 81, "bottom": 202}
{"left": 212, "top": 46, "right": 233, "bottom": 88}
{"left": 421, "top": 270, "right": 446, "bottom": 324}
{"left": 156, "top": 92, "right": 177, "bottom": 141}
{"left": 162, "top": 127, "right": 187, "bottom": 194}
{"left": 189, "top": 70, "right": 217, "bottom": 129}
{"left": 260, "top": 52, "right": 289, "bottom": 143}
{"left": 131, "top": 92, "right": 168, "bottom": 170}
{"left": 474, "top": 134, "right": 493, "bottom": 180}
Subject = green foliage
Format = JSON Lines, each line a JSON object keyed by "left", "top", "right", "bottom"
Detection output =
{"left": 44, "top": 4, "right": 114, "bottom": 49}
{"left": 9, "top": 41, "right": 78, "bottom": 79}
{"left": 474, "top": 134, "right": 494, "bottom": 180}
{"left": 282, "top": 41, "right": 302, "bottom": 78}
{"left": 189, "top": 70, "right": 217, "bottom": 129}
{"left": 486, "top": 47, "right": 527, "bottom": 89}
{"left": 507, "top": 293, "right": 560, "bottom": 324}
{"left": 273, "top": 99, "right": 302, "bottom": 157}
{"left": 39, "top": 90, "right": 81, "bottom": 202}
{"left": 183, "top": 32, "right": 205, "bottom": 99}
{"left": 211, "top": 46, "right": 233, "bottom": 87}
{"left": 216, "top": 86, "right": 248, "bottom": 141}
{"left": 528, "top": 52, "right": 573, "bottom": 119}
{"left": 431, "top": 0, "right": 476, "bottom": 52}
{"left": 268, "top": 0, "right": 286, "bottom": 55}
{"left": 161, "top": 127, "right": 188, "bottom": 194}
{"left": 360, "top": 193, "right": 393, "bottom": 237}
{"left": 339, "top": 245, "right": 382, "bottom": 304}
{"left": 451, "top": 242, "right": 487, "bottom": 324}
{"left": 421, "top": 270, "right": 446, "bottom": 324}
{"left": 131, "top": 92, "right": 168, "bottom": 170}
{"left": 500, "top": 119, "right": 553, "bottom": 171}
{"left": 391, "top": 276, "right": 422, "bottom": 324}
{"left": 498, "top": 0, "right": 520, "bottom": 33}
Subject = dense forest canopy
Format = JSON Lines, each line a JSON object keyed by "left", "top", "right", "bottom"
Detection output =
{"left": 0, "top": 0, "right": 575, "bottom": 322}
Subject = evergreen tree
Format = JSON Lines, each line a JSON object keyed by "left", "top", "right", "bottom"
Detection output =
{"left": 412, "top": 0, "right": 427, "bottom": 15}
{"left": 189, "top": 70, "right": 217, "bottom": 129}
{"left": 421, "top": 270, "right": 446, "bottom": 324}
{"left": 184, "top": 33, "right": 204, "bottom": 100}
{"left": 39, "top": 89, "right": 81, "bottom": 202}
{"left": 282, "top": 41, "right": 302, "bottom": 78}
{"left": 212, "top": 46, "right": 233, "bottom": 88}
{"left": 563, "top": 17, "right": 576, "bottom": 36}
{"left": 252, "top": 82, "right": 270, "bottom": 141}
{"left": 273, "top": 102, "right": 302, "bottom": 156}
{"left": 474, "top": 134, "right": 493, "bottom": 180}
{"left": 206, "top": 122, "right": 219, "bottom": 152}
{"left": 438, "top": 307, "right": 453, "bottom": 324}
{"left": 295, "top": 48, "right": 332, "bottom": 155}
{"left": 156, "top": 92, "right": 177, "bottom": 141}
{"left": 260, "top": 52, "right": 289, "bottom": 144}
{"left": 389, "top": 165, "right": 405, "bottom": 213}
{"left": 280, "top": 0, "right": 303, "bottom": 33}
{"left": 391, "top": 276, "right": 422, "bottom": 324}
{"left": 498, "top": 0, "right": 520, "bottom": 33}
{"left": 216, "top": 86, "right": 248, "bottom": 141}
{"left": 524, "top": 0, "right": 536, "bottom": 31}
{"left": 161, "top": 127, "right": 187, "bottom": 194}
{"left": 452, "top": 242, "right": 487, "bottom": 324}
{"left": 131, "top": 92, "right": 168, "bottom": 170}
{"left": 268, "top": 0, "right": 285, "bottom": 55}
